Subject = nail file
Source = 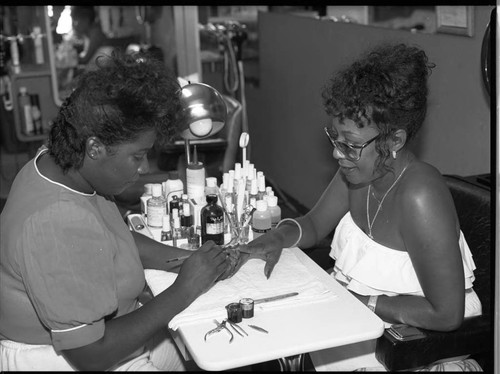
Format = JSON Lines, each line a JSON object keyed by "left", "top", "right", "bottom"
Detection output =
{"left": 253, "top": 292, "right": 299, "bottom": 304}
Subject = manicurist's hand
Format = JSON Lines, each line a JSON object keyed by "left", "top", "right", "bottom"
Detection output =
{"left": 174, "top": 240, "right": 229, "bottom": 297}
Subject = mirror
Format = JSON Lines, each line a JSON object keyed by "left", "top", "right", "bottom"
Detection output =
{"left": 45, "top": 5, "right": 154, "bottom": 105}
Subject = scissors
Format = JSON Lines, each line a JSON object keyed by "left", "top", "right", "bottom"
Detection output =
{"left": 204, "top": 319, "right": 248, "bottom": 343}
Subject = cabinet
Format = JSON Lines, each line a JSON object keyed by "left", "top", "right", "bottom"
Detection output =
{"left": 4, "top": 6, "right": 59, "bottom": 143}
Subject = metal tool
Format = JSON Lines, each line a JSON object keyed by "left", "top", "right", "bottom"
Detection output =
{"left": 253, "top": 292, "right": 299, "bottom": 304}
{"left": 248, "top": 324, "right": 269, "bottom": 334}
{"left": 204, "top": 319, "right": 234, "bottom": 343}
{"left": 226, "top": 319, "right": 248, "bottom": 337}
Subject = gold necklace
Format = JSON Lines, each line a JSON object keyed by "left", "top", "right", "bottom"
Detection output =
{"left": 366, "top": 163, "right": 410, "bottom": 239}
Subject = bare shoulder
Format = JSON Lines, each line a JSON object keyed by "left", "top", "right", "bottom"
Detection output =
{"left": 399, "top": 160, "right": 457, "bottom": 226}
{"left": 400, "top": 161, "right": 450, "bottom": 199}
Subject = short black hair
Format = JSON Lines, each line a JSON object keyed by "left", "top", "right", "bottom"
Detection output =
{"left": 48, "top": 51, "right": 183, "bottom": 172}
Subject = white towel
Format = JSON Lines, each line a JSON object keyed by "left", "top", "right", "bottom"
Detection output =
{"left": 145, "top": 249, "right": 335, "bottom": 330}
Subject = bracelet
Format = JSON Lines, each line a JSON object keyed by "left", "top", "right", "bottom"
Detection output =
{"left": 367, "top": 295, "right": 378, "bottom": 313}
{"left": 276, "top": 218, "right": 302, "bottom": 248}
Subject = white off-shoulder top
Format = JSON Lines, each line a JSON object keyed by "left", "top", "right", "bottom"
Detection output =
{"left": 330, "top": 212, "right": 482, "bottom": 318}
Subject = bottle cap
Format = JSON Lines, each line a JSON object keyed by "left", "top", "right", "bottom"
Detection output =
{"left": 162, "top": 215, "right": 171, "bottom": 230}
{"left": 152, "top": 184, "right": 162, "bottom": 197}
{"left": 144, "top": 183, "right": 153, "bottom": 195}
{"left": 19, "top": 87, "right": 27, "bottom": 94}
{"left": 256, "top": 199, "right": 268, "bottom": 212}
{"left": 206, "top": 177, "right": 217, "bottom": 187}
{"left": 206, "top": 194, "right": 218, "bottom": 204}
{"left": 187, "top": 161, "right": 204, "bottom": 170}
{"left": 251, "top": 179, "right": 258, "bottom": 194}
{"left": 258, "top": 174, "right": 266, "bottom": 192}
{"left": 267, "top": 195, "right": 278, "bottom": 207}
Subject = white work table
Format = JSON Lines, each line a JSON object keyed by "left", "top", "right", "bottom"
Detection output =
{"left": 167, "top": 247, "right": 385, "bottom": 371}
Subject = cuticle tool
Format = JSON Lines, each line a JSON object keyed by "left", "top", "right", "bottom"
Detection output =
{"left": 247, "top": 324, "right": 269, "bottom": 334}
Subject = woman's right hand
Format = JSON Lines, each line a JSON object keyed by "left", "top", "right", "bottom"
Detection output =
{"left": 174, "top": 241, "right": 229, "bottom": 298}
{"left": 241, "top": 229, "right": 285, "bottom": 278}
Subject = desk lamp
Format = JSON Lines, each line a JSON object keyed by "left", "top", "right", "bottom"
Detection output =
{"left": 178, "top": 82, "right": 227, "bottom": 164}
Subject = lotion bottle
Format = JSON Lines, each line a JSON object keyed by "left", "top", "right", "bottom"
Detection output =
{"left": 252, "top": 199, "right": 271, "bottom": 239}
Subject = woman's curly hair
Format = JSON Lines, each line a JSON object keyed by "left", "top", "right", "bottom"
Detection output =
{"left": 47, "top": 50, "right": 183, "bottom": 172}
{"left": 322, "top": 43, "right": 435, "bottom": 170}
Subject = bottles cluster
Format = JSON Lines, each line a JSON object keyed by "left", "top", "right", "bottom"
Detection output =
{"left": 140, "top": 161, "right": 281, "bottom": 250}
{"left": 141, "top": 171, "right": 199, "bottom": 250}
{"left": 18, "top": 87, "right": 44, "bottom": 136}
{"left": 217, "top": 160, "right": 281, "bottom": 241}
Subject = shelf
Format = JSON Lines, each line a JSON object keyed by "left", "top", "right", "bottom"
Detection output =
{"left": 10, "top": 65, "right": 51, "bottom": 79}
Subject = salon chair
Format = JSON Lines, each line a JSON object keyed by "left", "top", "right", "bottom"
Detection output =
{"left": 375, "top": 174, "right": 493, "bottom": 371}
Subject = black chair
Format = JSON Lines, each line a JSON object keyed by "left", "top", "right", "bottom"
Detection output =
{"left": 375, "top": 174, "right": 493, "bottom": 371}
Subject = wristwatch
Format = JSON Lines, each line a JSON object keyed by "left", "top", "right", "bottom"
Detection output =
{"left": 367, "top": 295, "right": 378, "bottom": 313}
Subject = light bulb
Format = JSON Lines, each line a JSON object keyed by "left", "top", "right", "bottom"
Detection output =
{"left": 190, "top": 118, "right": 213, "bottom": 137}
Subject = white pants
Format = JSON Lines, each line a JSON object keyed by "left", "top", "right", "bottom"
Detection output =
{"left": 0, "top": 329, "right": 187, "bottom": 371}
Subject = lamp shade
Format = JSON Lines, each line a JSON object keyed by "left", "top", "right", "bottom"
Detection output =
{"left": 179, "top": 83, "right": 227, "bottom": 140}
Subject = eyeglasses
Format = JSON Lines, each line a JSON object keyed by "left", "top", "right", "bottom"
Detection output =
{"left": 324, "top": 126, "right": 381, "bottom": 161}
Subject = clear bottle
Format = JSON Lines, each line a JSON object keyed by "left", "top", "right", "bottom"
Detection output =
{"left": 201, "top": 194, "right": 224, "bottom": 245}
{"left": 18, "top": 87, "right": 34, "bottom": 135}
{"left": 252, "top": 199, "right": 271, "bottom": 239}
{"left": 147, "top": 184, "right": 166, "bottom": 228}
{"left": 267, "top": 195, "right": 282, "bottom": 228}
{"left": 161, "top": 214, "right": 173, "bottom": 243}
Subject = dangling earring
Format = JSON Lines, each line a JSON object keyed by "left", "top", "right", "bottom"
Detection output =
{"left": 392, "top": 151, "right": 397, "bottom": 159}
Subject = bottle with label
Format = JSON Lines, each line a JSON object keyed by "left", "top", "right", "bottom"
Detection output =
{"left": 252, "top": 199, "right": 271, "bottom": 239}
{"left": 30, "top": 94, "right": 43, "bottom": 134}
{"left": 18, "top": 87, "right": 34, "bottom": 135}
{"left": 201, "top": 194, "right": 224, "bottom": 245}
{"left": 147, "top": 184, "right": 166, "bottom": 228}
{"left": 161, "top": 214, "right": 173, "bottom": 243}
{"left": 186, "top": 161, "right": 206, "bottom": 206}
{"left": 267, "top": 195, "right": 282, "bottom": 228}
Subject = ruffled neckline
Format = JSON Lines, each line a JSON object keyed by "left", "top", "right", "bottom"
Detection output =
{"left": 330, "top": 212, "right": 477, "bottom": 296}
